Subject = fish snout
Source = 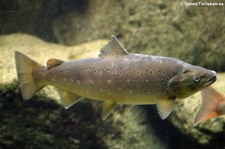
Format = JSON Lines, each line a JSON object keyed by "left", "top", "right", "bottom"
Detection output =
{"left": 203, "top": 70, "right": 217, "bottom": 87}
{"left": 211, "top": 70, "right": 217, "bottom": 77}
{"left": 209, "top": 70, "right": 217, "bottom": 82}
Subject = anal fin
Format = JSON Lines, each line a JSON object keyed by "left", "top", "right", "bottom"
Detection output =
{"left": 56, "top": 88, "right": 82, "bottom": 109}
{"left": 157, "top": 98, "right": 175, "bottom": 119}
{"left": 102, "top": 100, "right": 116, "bottom": 120}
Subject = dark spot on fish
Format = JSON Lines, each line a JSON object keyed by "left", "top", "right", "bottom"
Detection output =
{"left": 149, "top": 70, "right": 153, "bottom": 74}
{"left": 173, "top": 71, "right": 176, "bottom": 75}
{"left": 93, "top": 70, "right": 97, "bottom": 73}
{"left": 157, "top": 85, "right": 160, "bottom": 89}
{"left": 136, "top": 71, "right": 140, "bottom": 75}
{"left": 89, "top": 66, "right": 92, "bottom": 70}
{"left": 147, "top": 89, "right": 150, "bottom": 94}
{"left": 60, "top": 70, "right": 63, "bottom": 73}
{"left": 119, "top": 71, "right": 122, "bottom": 75}
{"left": 128, "top": 67, "right": 131, "bottom": 71}
{"left": 67, "top": 68, "right": 70, "bottom": 71}
{"left": 163, "top": 71, "right": 166, "bottom": 74}
{"left": 145, "top": 69, "right": 148, "bottom": 72}
{"left": 107, "top": 68, "right": 110, "bottom": 72}
{"left": 166, "top": 78, "right": 170, "bottom": 81}
{"left": 158, "top": 70, "right": 161, "bottom": 73}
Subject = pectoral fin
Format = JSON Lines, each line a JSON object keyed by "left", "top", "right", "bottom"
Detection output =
{"left": 102, "top": 100, "right": 116, "bottom": 120}
{"left": 194, "top": 86, "right": 225, "bottom": 124}
{"left": 157, "top": 99, "right": 175, "bottom": 119}
{"left": 56, "top": 88, "right": 82, "bottom": 109}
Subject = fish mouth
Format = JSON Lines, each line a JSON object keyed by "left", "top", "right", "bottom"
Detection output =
{"left": 203, "top": 75, "right": 217, "bottom": 87}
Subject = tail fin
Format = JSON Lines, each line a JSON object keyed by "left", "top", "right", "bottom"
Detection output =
{"left": 194, "top": 86, "right": 225, "bottom": 124}
{"left": 15, "top": 51, "right": 44, "bottom": 99}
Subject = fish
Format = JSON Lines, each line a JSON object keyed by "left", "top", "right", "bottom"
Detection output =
{"left": 195, "top": 86, "right": 225, "bottom": 124}
{"left": 14, "top": 35, "right": 217, "bottom": 120}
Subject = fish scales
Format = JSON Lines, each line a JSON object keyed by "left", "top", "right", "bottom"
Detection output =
{"left": 15, "top": 35, "right": 217, "bottom": 120}
{"left": 41, "top": 54, "right": 181, "bottom": 104}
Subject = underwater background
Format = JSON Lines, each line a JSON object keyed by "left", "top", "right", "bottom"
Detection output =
{"left": 0, "top": 0, "right": 225, "bottom": 149}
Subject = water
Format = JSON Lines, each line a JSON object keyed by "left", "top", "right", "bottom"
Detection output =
{"left": 0, "top": 0, "right": 225, "bottom": 149}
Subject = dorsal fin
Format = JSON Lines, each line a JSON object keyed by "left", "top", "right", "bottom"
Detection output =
{"left": 99, "top": 35, "right": 128, "bottom": 58}
{"left": 47, "top": 58, "right": 64, "bottom": 69}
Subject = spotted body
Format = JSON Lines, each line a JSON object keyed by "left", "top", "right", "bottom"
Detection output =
{"left": 15, "top": 36, "right": 217, "bottom": 120}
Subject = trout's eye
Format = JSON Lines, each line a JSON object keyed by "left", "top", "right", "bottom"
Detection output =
{"left": 194, "top": 77, "right": 200, "bottom": 82}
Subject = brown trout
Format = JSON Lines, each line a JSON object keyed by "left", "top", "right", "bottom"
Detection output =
{"left": 15, "top": 35, "right": 216, "bottom": 120}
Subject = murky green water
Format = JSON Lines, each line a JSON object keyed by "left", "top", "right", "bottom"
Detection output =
{"left": 0, "top": 1, "right": 225, "bottom": 148}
